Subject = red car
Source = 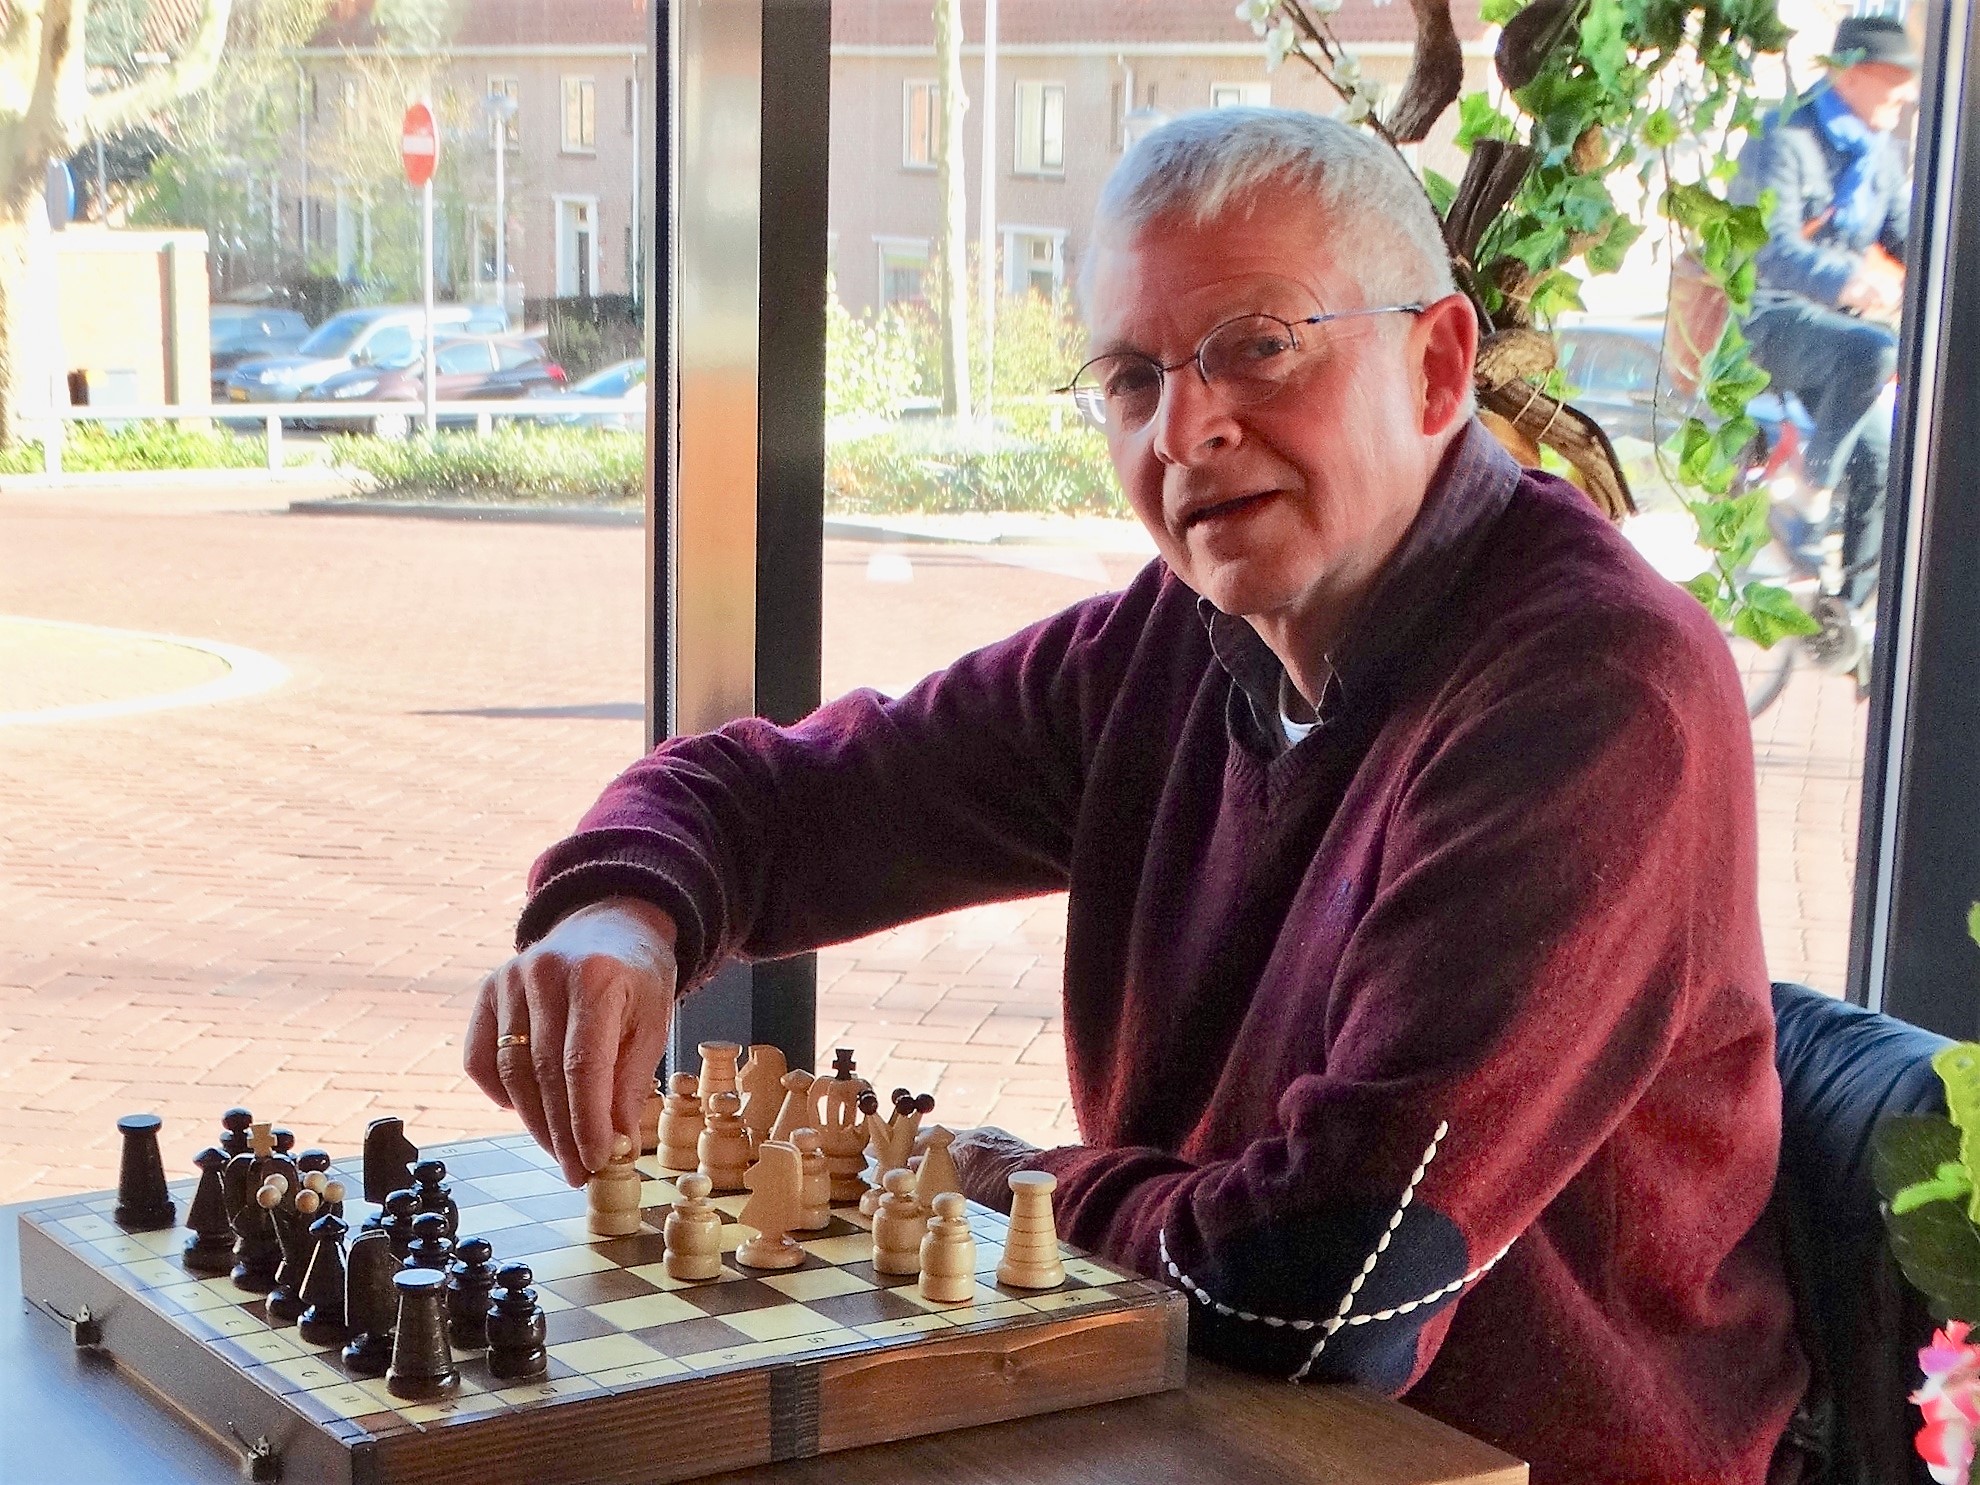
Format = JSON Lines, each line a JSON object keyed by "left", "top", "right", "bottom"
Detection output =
{"left": 316, "top": 335, "right": 567, "bottom": 433}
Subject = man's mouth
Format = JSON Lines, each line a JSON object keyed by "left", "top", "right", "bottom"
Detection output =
{"left": 1181, "top": 491, "right": 1276, "bottom": 530}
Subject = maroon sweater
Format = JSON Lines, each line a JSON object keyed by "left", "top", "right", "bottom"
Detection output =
{"left": 521, "top": 422, "right": 1806, "bottom": 1482}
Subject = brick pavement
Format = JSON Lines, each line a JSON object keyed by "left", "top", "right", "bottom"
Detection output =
{"left": 0, "top": 481, "right": 1862, "bottom": 1203}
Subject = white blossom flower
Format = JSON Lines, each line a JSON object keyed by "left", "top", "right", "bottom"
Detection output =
{"left": 1332, "top": 53, "right": 1362, "bottom": 88}
{"left": 1235, "top": 0, "right": 1277, "bottom": 25}
{"left": 1265, "top": 21, "right": 1299, "bottom": 69}
{"left": 1309, "top": 0, "right": 1344, "bottom": 14}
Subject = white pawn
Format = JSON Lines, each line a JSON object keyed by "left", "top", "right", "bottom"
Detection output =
{"left": 871, "top": 1169, "right": 924, "bottom": 1276}
{"left": 663, "top": 1173, "right": 724, "bottom": 1282}
{"left": 791, "top": 1128, "right": 831, "bottom": 1231}
{"left": 917, "top": 1191, "right": 976, "bottom": 1304}
{"left": 995, "top": 1170, "right": 1065, "bottom": 1289}
{"left": 658, "top": 1072, "right": 703, "bottom": 1171}
{"left": 639, "top": 1074, "right": 665, "bottom": 1156}
{"left": 587, "top": 1134, "right": 643, "bottom": 1237}
{"left": 698, "top": 1091, "right": 749, "bottom": 1193}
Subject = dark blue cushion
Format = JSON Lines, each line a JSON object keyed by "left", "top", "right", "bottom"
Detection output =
{"left": 1771, "top": 981, "right": 1950, "bottom": 1485}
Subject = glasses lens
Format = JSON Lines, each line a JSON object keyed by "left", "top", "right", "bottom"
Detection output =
{"left": 1073, "top": 354, "right": 1164, "bottom": 431}
{"left": 1199, "top": 315, "right": 1301, "bottom": 403}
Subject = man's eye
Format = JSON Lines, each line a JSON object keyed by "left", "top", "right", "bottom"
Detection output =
{"left": 1103, "top": 361, "right": 1161, "bottom": 399}
{"left": 1227, "top": 332, "right": 1294, "bottom": 364}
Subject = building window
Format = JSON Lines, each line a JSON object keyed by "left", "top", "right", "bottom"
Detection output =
{"left": 556, "top": 196, "right": 599, "bottom": 297}
{"left": 1014, "top": 81, "right": 1066, "bottom": 176}
{"left": 1002, "top": 228, "right": 1066, "bottom": 297}
{"left": 1211, "top": 82, "right": 1272, "bottom": 108}
{"left": 489, "top": 75, "right": 521, "bottom": 145}
{"left": 876, "top": 237, "right": 931, "bottom": 307}
{"left": 903, "top": 80, "right": 939, "bottom": 169}
{"left": 563, "top": 77, "right": 597, "bottom": 153}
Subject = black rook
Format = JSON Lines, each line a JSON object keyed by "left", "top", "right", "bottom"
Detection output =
{"left": 114, "top": 1114, "right": 175, "bottom": 1231}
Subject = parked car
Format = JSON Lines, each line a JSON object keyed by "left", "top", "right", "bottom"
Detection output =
{"left": 1555, "top": 318, "right": 1813, "bottom": 462}
{"left": 534, "top": 357, "right": 646, "bottom": 432}
{"left": 222, "top": 303, "right": 509, "bottom": 405}
{"left": 209, "top": 306, "right": 311, "bottom": 397}
{"left": 316, "top": 335, "right": 567, "bottom": 434}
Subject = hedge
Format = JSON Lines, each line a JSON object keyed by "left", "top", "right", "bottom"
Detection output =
{"left": 326, "top": 426, "right": 643, "bottom": 503}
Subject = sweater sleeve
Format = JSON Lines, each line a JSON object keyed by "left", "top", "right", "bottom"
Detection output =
{"left": 515, "top": 569, "right": 1162, "bottom": 985}
{"left": 1733, "top": 125, "right": 1859, "bottom": 308}
{"left": 1020, "top": 620, "right": 1756, "bottom": 1392}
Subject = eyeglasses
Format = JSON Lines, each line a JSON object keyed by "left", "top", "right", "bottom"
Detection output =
{"left": 1062, "top": 305, "right": 1426, "bottom": 434}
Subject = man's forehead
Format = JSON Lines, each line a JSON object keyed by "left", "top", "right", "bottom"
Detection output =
{"left": 1084, "top": 215, "right": 1354, "bottom": 349}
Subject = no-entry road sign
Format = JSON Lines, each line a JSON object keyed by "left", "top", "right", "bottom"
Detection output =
{"left": 401, "top": 102, "right": 438, "bottom": 187}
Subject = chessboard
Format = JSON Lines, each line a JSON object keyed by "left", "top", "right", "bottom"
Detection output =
{"left": 17, "top": 1131, "right": 1188, "bottom": 1485}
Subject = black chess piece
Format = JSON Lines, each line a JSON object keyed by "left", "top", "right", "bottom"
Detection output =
{"left": 229, "top": 1179, "right": 282, "bottom": 1294}
{"left": 831, "top": 1048, "right": 857, "bottom": 1080}
{"left": 402, "top": 1212, "right": 454, "bottom": 1273}
{"left": 272, "top": 1127, "right": 296, "bottom": 1156}
{"left": 362, "top": 1117, "right": 418, "bottom": 1206}
{"left": 379, "top": 1189, "right": 420, "bottom": 1261}
{"left": 342, "top": 1230, "right": 397, "bottom": 1376}
{"left": 222, "top": 1152, "right": 257, "bottom": 1220}
{"left": 385, "top": 1268, "right": 458, "bottom": 1401}
{"left": 484, "top": 1262, "right": 547, "bottom": 1381}
{"left": 446, "top": 1237, "right": 498, "bottom": 1351}
{"left": 265, "top": 1195, "right": 309, "bottom": 1322}
{"left": 113, "top": 1114, "right": 175, "bottom": 1231}
{"left": 411, "top": 1159, "right": 459, "bottom": 1240}
{"left": 297, "top": 1213, "right": 350, "bottom": 1346}
{"left": 220, "top": 1108, "right": 255, "bottom": 1157}
{"left": 183, "top": 1147, "right": 234, "bottom": 1275}
{"left": 297, "top": 1148, "right": 332, "bottom": 1178}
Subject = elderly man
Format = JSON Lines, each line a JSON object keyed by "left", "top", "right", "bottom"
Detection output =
{"left": 466, "top": 110, "right": 1805, "bottom": 1481}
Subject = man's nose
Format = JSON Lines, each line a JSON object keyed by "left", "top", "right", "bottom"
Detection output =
{"left": 1149, "top": 367, "right": 1241, "bottom": 464}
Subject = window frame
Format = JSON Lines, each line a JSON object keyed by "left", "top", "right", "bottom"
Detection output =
{"left": 1013, "top": 79, "right": 1067, "bottom": 177}
{"left": 488, "top": 74, "right": 521, "bottom": 146}
{"left": 1210, "top": 81, "right": 1272, "bottom": 108}
{"left": 901, "top": 79, "right": 939, "bottom": 170}
{"left": 562, "top": 75, "right": 598, "bottom": 154}
{"left": 874, "top": 234, "right": 932, "bottom": 308}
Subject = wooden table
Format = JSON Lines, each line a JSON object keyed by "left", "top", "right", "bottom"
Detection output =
{"left": 1, "top": 1208, "right": 1526, "bottom": 1485}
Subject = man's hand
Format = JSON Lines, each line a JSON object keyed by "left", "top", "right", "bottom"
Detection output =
{"left": 464, "top": 897, "right": 678, "bottom": 1186}
{"left": 1839, "top": 251, "right": 1904, "bottom": 319}
{"left": 945, "top": 1125, "right": 1044, "bottom": 1213}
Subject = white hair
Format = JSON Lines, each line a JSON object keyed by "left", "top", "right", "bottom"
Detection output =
{"left": 1082, "top": 107, "right": 1457, "bottom": 311}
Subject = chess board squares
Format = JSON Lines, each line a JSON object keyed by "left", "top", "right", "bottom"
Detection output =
{"left": 56, "top": 1213, "right": 122, "bottom": 1243}
{"left": 451, "top": 1201, "right": 534, "bottom": 1235}
{"left": 178, "top": 1305, "right": 268, "bottom": 1341}
{"left": 760, "top": 1267, "right": 878, "bottom": 1303}
{"left": 624, "top": 1260, "right": 748, "bottom": 1292}
{"left": 638, "top": 1178, "right": 681, "bottom": 1209}
{"left": 538, "top": 1265, "right": 662, "bottom": 1308}
{"left": 590, "top": 1231, "right": 671, "bottom": 1269}
{"left": 547, "top": 1331, "right": 674, "bottom": 1374}
{"left": 587, "top": 1290, "right": 707, "bottom": 1331}
{"left": 123, "top": 1256, "right": 201, "bottom": 1289}
{"left": 797, "top": 1234, "right": 877, "bottom": 1266}
{"left": 211, "top": 1327, "right": 317, "bottom": 1369}
{"left": 542, "top": 1304, "right": 623, "bottom": 1346}
{"left": 715, "top": 1303, "right": 845, "bottom": 1344}
{"left": 85, "top": 1229, "right": 183, "bottom": 1265}
{"left": 147, "top": 1278, "right": 246, "bottom": 1315}
{"left": 518, "top": 1245, "right": 619, "bottom": 1282}
{"left": 491, "top": 1374, "right": 606, "bottom": 1409}
{"left": 463, "top": 1169, "right": 571, "bottom": 1202}
{"left": 401, "top": 1388, "right": 510, "bottom": 1427}
{"left": 588, "top": 1356, "right": 692, "bottom": 1391}
{"left": 1062, "top": 1257, "right": 1129, "bottom": 1285}
{"left": 1021, "top": 1287, "right": 1116, "bottom": 1314}
{"left": 433, "top": 1144, "right": 538, "bottom": 1180}
{"left": 506, "top": 1137, "right": 567, "bottom": 1171}
{"left": 254, "top": 1352, "right": 362, "bottom": 1396}
{"left": 898, "top": 1281, "right": 1005, "bottom": 1312}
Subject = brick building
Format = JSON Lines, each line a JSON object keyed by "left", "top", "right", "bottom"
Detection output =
{"left": 274, "top": 0, "right": 1483, "bottom": 313}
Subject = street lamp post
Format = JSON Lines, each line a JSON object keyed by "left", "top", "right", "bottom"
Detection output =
{"left": 484, "top": 91, "right": 518, "bottom": 319}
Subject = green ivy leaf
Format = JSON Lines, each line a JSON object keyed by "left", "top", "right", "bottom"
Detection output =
{"left": 1479, "top": 0, "right": 1527, "bottom": 24}
{"left": 1528, "top": 269, "right": 1588, "bottom": 321}
{"left": 1457, "top": 92, "right": 1518, "bottom": 149}
{"left": 1642, "top": 108, "right": 1679, "bottom": 148}
{"left": 1684, "top": 571, "right": 1731, "bottom": 620}
{"left": 1872, "top": 1115, "right": 1980, "bottom": 1322}
{"left": 1581, "top": 0, "right": 1629, "bottom": 89}
{"left": 1734, "top": 580, "right": 1820, "bottom": 644}
{"left": 1422, "top": 168, "right": 1459, "bottom": 220}
{"left": 1968, "top": 902, "right": 1980, "bottom": 949}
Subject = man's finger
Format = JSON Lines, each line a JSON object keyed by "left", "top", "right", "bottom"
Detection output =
{"left": 609, "top": 985, "right": 673, "bottom": 1165}
{"left": 494, "top": 963, "right": 558, "bottom": 1169}
{"left": 462, "top": 974, "right": 509, "bottom": 1108}
{"left": 566, "top": 959, "right": 636, "bottom": 1176}
{"left": 522, "top": 960, "right": 586, "bottom": 1184}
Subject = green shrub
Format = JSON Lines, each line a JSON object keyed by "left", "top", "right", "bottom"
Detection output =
{"left": 326, "top": 426, "right": 642, "bottom": 503}
{"left": 825, "top": 424, "right": 1125, "bottom": 517}
{"left": 0, "top": 420, "right": 275, "bottom": 473}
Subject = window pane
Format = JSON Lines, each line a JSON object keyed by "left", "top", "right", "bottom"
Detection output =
{"left": 0, "top": 1, "right": 652, "bottom": 1201}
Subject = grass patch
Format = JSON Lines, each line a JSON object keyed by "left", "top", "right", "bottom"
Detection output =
{"left": 326, "top": 426, "right": 643, "bottom": 504}
{"left": 825, "top": 422, "right": 1125, "bottom": 518}
{"left": 0, "top": 421, "right": 280, "bottom": 473}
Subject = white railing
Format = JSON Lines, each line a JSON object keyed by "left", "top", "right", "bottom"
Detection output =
{"left": 29, "top": 398, "right": 641, "bottom": 476}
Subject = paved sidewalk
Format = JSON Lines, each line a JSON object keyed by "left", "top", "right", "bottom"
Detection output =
{"left": 0, "top": 484, "right": 1862, "bottom": 1203}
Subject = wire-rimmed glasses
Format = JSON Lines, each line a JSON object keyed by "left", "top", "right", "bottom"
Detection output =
{"left": 1063, "top": 304, "right": 1426, "bottom": 434}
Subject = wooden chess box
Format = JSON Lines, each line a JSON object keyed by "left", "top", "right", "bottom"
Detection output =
{"left": 17, "top": 1133, "right": 1188, "bottom": 1485}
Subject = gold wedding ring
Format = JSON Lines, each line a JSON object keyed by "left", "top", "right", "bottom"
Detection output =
{"left": 496, "top": 1033, "right": 531, "bottom": 1050}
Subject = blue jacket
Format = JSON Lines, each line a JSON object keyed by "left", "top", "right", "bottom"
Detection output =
{"left": 1729, "top": 94, "right": 1910, "bottom": 311}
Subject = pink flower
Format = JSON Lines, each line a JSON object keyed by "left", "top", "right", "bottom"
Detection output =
{"left": 1915, "top": 1324, "right": 1980, "bottom": 1485}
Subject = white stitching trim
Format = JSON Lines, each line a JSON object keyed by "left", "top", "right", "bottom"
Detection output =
{"left": 1153, "top": 1121, "right": 1513, "bottom": 1379}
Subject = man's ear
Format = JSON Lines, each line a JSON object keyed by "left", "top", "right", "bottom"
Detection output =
{"left": 1414, "top": 292, "right": 1479, "bottom": 438}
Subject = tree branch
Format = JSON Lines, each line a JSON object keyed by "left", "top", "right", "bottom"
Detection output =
{"left": 1386, "top": 0, "right": 1464, "bottom": 143}
{"left": 78, "top": 0, "right": 232, "bottom": 144}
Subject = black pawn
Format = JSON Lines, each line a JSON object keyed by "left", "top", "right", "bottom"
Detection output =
{"left": 183, "top": 1148, "right": 234, "bottom": 1275}
{"left": 446, "top": 1237, "right": 498, "bottom": 1350}
{"left": 297, "top": 1149, "right": 332, "bottom": 1178}
{"left": 412, "top": 1159, "right": 459, "bottom": 1241}
{"left": 385, "top": 1268, "right": 458, "bottom": 1401}
{"left": 265, "top": 1198, "right": 308, "bottom": 1322}
{"left": 297, "top": 1213, "right": 350, "bottom": 1346}
{"left": 220, "top": 1108, "right": 255, "bottom": 1157}
{"left": 114, "top": 1114, "right": 175, "bottom": 1231}
{"left": 230, "top": 1183, "right": 282, "bottom": 1293}
{"left": 342, "top": 1230, "right": 397, "bottom": 1377}
{"left": 485, "top": 1262, "right": 547, "bottom": 1381}
{"left": 273, "top": 1127, "right": 296, "bottom": 1156}
{"left": 402, "top": 1212, "right": 454, "bottom": 1273}
{"left": 380, "top": 1190, "right": 419, "bottom": 1261}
